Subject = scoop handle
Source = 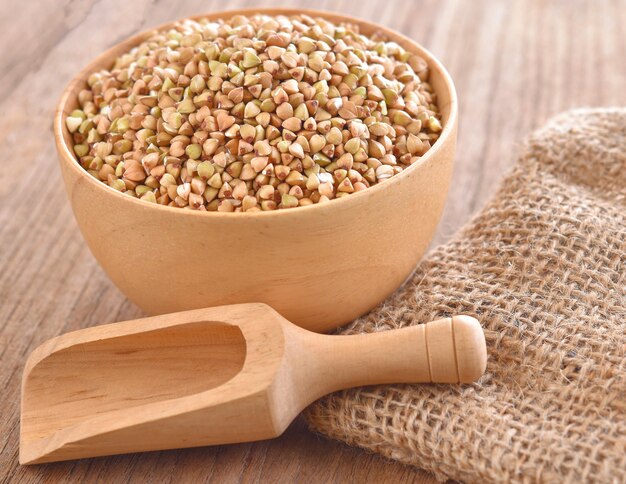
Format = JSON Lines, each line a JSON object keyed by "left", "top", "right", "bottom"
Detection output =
{"left": 417, "top": 315, "right": 488, "bottom": 383}
{"left": 296, "top": 316, "right": 487, "bottom": 397}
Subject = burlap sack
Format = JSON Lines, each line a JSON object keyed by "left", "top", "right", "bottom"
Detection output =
{"left": 304, "top": 109, "right": 626, "bottom": 483}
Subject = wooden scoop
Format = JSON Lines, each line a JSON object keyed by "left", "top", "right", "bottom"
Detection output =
{"left": 20, "top": 303, "right": 487, "bottom": 464}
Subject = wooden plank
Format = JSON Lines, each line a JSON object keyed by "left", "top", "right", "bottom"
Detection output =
{"left": 1, "top": 0, "right": 624, "bottom": 482}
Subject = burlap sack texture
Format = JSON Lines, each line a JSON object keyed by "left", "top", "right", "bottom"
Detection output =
{"left": 304, "top": 109, "right": 626, "bottom": 483}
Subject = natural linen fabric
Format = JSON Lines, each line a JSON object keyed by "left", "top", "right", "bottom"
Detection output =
{"left": 304, "top": 109, "right": 626, "bottom": 483}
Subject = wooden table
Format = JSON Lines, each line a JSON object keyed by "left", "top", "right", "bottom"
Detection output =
{"left": 1, "top": 0, "right": 624, "bottom": 482}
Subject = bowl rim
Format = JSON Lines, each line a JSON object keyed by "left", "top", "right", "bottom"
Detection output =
{"left": 54, "top": 7, "right": 458, "bottom": 219}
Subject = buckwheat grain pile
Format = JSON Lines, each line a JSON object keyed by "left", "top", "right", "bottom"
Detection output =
{"left": 67, "top": 14, "right": 442, "bottom": 211}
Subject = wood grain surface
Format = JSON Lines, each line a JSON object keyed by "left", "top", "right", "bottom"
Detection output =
{"left": 1, "top": 0, "right": 624, "bottom": 482}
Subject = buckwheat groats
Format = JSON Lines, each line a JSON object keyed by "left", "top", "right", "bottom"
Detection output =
{"left": 66, "top": 14, "right": 442, "bottom": 211}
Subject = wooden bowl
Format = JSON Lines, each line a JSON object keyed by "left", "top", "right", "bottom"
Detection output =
{"left": 54, "top": 8, "right": 458, "bottom": 332}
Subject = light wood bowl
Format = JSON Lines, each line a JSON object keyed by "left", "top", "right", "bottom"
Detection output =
{"left": 54, "top": 8, "right": 458, "bottom": 332}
